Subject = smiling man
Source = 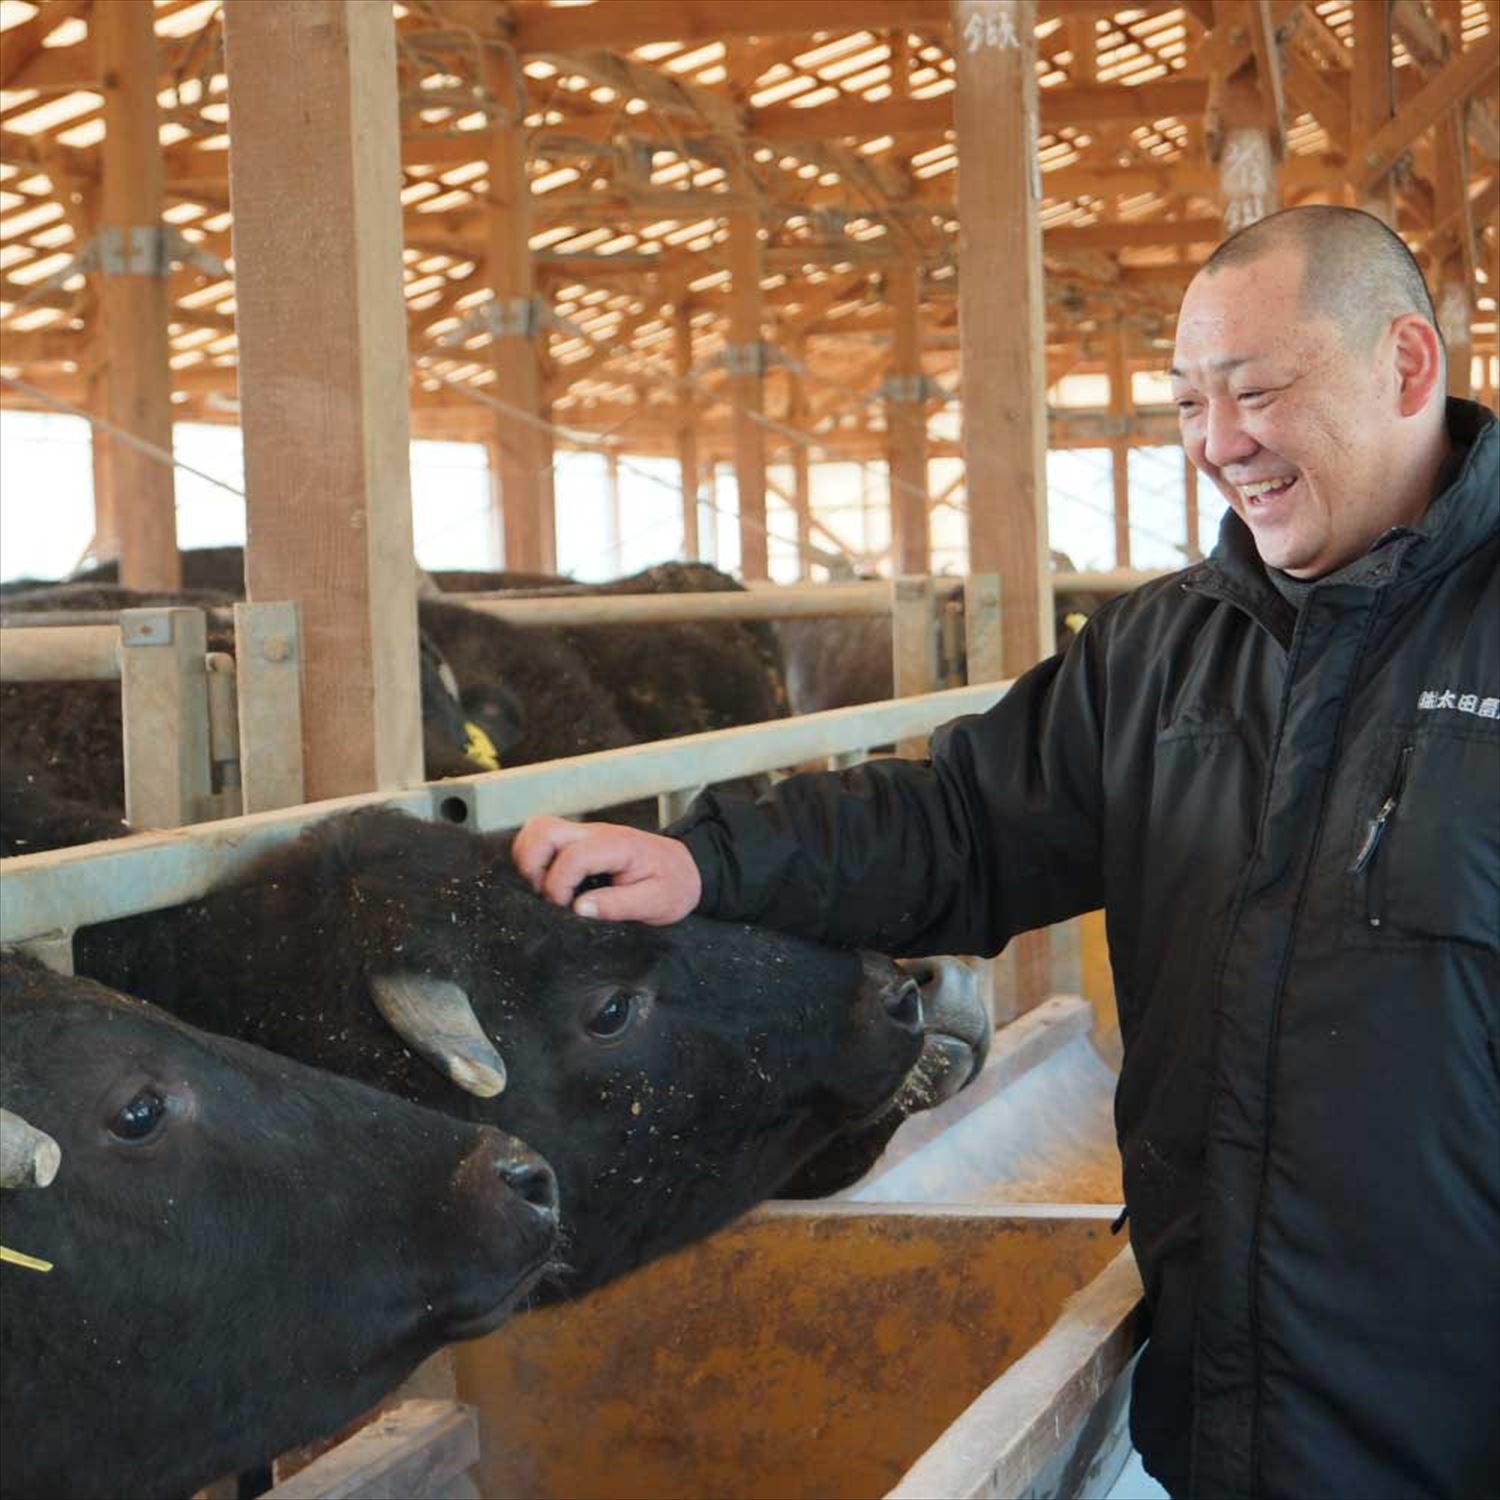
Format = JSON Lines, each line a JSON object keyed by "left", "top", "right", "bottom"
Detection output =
{"left": 514, "top": 206, "right": 1499, "bottom": 1498}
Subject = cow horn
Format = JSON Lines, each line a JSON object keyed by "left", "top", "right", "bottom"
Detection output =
{"left": 0, "top": 1108, "right": 61, "bottom": 1189}
{"left": 369, "top": 972, "right": 506, "bottom": 1098}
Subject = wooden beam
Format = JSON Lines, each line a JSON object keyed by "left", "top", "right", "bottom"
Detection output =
{"left": 224, "top": 0, "right": 423, "bottom": 797}
{"left": 751, "top": 76, "right": 1210, "bottom": 141}
{"left": 786, "top": 337, "right": 814, "bottom": 579}
{"left": 1433, "top": 0, "right": 1475, "bottom": 399}
{"left": 479, "top": 25, "right": 554, "bottom": 571}
{"left": 1045, "top": 218, "right": 1225, "bottom": 252}
{"left": 727, "top": 200, "right": 768, "bottom": 579}
{"left": 1349, "top": 0, "right": 1397, "bottom": 223}
{"left": 886, "top": 260, "right": 929, "bottom": 573}
{"left": 953, "top": 0, "right": 1051, "bottom": 1009}
{"left": 0, "top": 1, "right": 90, "bottom": 90}
{"left": 674, "top": 300, "right": 700, "bottom": 560}
{"left": 1357, "top": 21, "right": 1499, "bottom": 194}
{"left": 1107, "top": 318, "right": 1131, "bottom": 568}
{"left": 511, "top": 0, "right": 951, "bottom": 52}
{"left": 94, "top": 0, "right": 179, "bottom": 591}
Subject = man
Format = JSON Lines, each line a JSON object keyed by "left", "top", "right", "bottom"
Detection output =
{"left": 514, "top": 206, "right": 1499, "bottom": 1498}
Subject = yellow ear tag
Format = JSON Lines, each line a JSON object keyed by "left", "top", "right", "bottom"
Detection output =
{"left": 464, "top": 721, "right": 501, "bottom": 772}
{"left": 1, "top": 1244, "right": 54, "bottom": 1273}
{"left": 1063, "top": 612, "right": 1090, "bottom": 636}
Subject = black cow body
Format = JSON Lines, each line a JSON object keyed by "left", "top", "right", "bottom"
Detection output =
{"left": 0, "top": 584, "right": 486, "bottom": 851}
{"left": 73, "top": 808, "right": 949, "bottom": 1294}
{"left": 0, "top": 952, "right": 557, "bottom": 1500}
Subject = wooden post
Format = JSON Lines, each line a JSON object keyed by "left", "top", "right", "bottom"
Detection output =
{"left": 87, "top": 370, "right": 117, "bottom": 563}
{"left": 606, "top": 451, "right": 623, "bottom": 575}
{"left": 1107, "top": 318, "right": 1131, "bottom": 569}
{"left": 119, "top": 607, "right": 212, "bottom": 829}
{"left": 1351, "top": 0, "right": 1396, "bottom": 225}
{"left": 953, "top": 0, "right": 1051, "bottom": 1009}
{"left": 892, "top": 576, "right": 937, "bottom": 758}
{"left": 1205, "top": 2, "right": 1282, "bottom": 235}
{"left": 94, "top": 0, "right": 178, "bottom": 590}
{"left": 1184, "top": 453, "right": 1202, "bottom": 560}
{"left": 785, "top": 333, "right": 814, "bottom": 579}
{"left": 727, "top": 205, "right": 769, "bottom": 580}
{"left": 963, "top": 573, "right": 1004, "bottom": 684}
{"left": 232, "top": 602, "right": 306, "bottom": 814}
{"left": 1434, "top": 0, "right": 1475, "bottom": 400}
{"left": 674, "top": 302, "right": 700, "bottom": 559}
{"left": 223, "top": 0, "right": 423, "bottom": 798}
{"left": 703, "top": 459, "right": 720, "bottom": 565}
{"left": 484, "top": 33, "right": 550, "bottom": 572}
{"left": 887, "top": 260, "right": 930, "bottom": 574}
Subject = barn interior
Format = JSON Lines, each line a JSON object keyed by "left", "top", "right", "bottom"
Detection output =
{"left": 1, "top": 2, "right": 1497, "bottom": 1497}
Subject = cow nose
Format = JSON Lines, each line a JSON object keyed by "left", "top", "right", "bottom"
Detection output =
{"left": 496, "top": 1145, "right": 560, "bottom": 1218}
{"left": 882, "top": 974, "right": 924, "bottom": 1034}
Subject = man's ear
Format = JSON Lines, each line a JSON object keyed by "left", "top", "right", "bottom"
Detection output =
{"left": 1389, "top": 314, "right": 1445, "bottom": 417}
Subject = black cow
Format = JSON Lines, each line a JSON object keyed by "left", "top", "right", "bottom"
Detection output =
{"left": 0, "top": 951, "right": 558, "bottom": 1500}
{"left": 74, "top": 807, "right": 988, "bottom": 1295}
{"left": 0, "top": 584, "right": 490, "bottom": 852}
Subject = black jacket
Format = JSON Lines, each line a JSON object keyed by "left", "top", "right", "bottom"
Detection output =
{"left": 675, "top": 401, "right": 1499, "bottom": 1498}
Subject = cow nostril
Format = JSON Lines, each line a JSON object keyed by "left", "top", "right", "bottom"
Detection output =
{"left": 498, "top": 1156, "right": 560, "bottom": 1216}
{"left": 884, "top": 976, "right": 923, "bottom": 1034}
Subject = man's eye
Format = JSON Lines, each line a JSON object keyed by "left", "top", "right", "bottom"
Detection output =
{"left": 1236, "top": 390, "right": 1267, "bottom": 403}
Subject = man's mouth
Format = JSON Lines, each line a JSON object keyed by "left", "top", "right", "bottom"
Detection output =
{"left": 1236, "top": 475, "right": 1297, "bottom": 507}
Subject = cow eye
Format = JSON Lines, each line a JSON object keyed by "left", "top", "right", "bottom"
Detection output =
{"left": 585, "top": 989, "right": 638, "bottom": 1041}
{"left": 109, "top": 1088, "right": 167, "bottom": 1143}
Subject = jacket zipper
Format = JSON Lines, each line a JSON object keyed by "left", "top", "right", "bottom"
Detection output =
{"left": 1350, "top": 744, "right": 1413, "bottom": 928}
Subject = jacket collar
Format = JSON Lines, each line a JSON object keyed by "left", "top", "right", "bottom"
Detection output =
{"left": 1186, "top": 399, "right": 1498, "bottom": 613}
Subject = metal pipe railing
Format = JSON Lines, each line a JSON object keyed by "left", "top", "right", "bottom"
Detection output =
{"left": 0, "top": 681, "right": 1008, "bottom": 947}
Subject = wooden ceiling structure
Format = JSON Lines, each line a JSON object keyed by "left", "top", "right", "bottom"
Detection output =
{"left": 1, "top": 0, "right": 1497, "bottom": 576}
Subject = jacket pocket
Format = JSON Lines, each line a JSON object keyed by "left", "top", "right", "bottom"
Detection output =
{"left": 1350, "top": 724, "right": 1500, "bottom": 949}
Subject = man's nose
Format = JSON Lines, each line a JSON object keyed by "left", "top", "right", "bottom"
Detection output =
{"left": 1202, "top": 398, "right": 1257, "bottom": 470}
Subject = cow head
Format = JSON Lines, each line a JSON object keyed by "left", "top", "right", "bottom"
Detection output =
{"left": 77, "top": 810, "right": 930, "bottom": 1296}
{"left": 0, "top": 953, "right": 558, "bottom": 1500}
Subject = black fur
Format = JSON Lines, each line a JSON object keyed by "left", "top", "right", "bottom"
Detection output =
{"left": 74, "top": 808, "right": 924, "bottom": 1294}
{"left": 0, "top": 952, "right": 556, "bottom": 1500}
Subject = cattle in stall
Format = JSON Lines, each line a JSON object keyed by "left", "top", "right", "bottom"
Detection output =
{"left": 776, "top": 552, "right": 1100, "bottom": 715}
{"left": 74, "top": 807, "right": 990, "bottom": 1295}
{"left": 0, "top": 584, "right": 495, "bottom": 852}
{"left": 0, "top": 950, "right": 558, "bottom": 1500}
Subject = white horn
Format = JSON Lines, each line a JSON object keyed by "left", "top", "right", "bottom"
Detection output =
{"left": 369, "top": 972, "right": 506, "bottom": 1098}
{"left": 0, "top": 1108, "right": 61, "bottom": 1189}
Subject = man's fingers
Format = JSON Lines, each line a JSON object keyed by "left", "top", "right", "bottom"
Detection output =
{"left": 573, "top": 880, "right": 666, "bottom": 924}
{"left": 539, "top": 834, "right": 630, "bottom": 909}
{"left": 512, "top": 815, "right": 587, "bottom": 889}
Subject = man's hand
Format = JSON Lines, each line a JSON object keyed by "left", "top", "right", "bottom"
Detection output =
{"left": 511, "top": 815, "right": 703, "bottom": 925}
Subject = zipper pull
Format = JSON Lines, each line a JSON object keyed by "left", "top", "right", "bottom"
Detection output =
{"left": 1350, "top": 745, "right": 1413, "bottom": 875}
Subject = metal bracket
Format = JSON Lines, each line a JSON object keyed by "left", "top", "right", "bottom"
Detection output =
{"left": 120, "top": 610, "right": 173, "bottom": 647}
{"left": 719, "top": 341, "right": 778, "bottom": 377}
{"left": 879, "top": 374, "right": 945, "bottom": 405}
{"left": 438, "top": 296, "right": 550, "bottom": 347}
{"left": 95, "top": 225, "right": 173, "bottom": 279}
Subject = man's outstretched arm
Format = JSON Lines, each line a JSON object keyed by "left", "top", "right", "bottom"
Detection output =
{"left": 512, "top": 608, "right": 1112, "bottom": 955}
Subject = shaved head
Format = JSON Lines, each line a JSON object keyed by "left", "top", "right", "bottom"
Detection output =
{"left": 1198, "top": 205, "right": 1440, "bottom": 355}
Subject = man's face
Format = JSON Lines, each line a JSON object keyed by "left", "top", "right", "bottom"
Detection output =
{"left": 1171, "top": 247, "right": 1407, "bottom": 578}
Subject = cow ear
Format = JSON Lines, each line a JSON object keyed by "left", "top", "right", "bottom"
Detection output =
{"left": 0, "top": 1108, "right": 61, "bottom": 1188}
{"left": 368, "top": 972, "right": 507, "bottom": 1098}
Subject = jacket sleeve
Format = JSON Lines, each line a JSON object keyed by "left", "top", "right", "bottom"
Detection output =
{"left": 669, "top": 611, "right": 1111, "bottom": 957}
